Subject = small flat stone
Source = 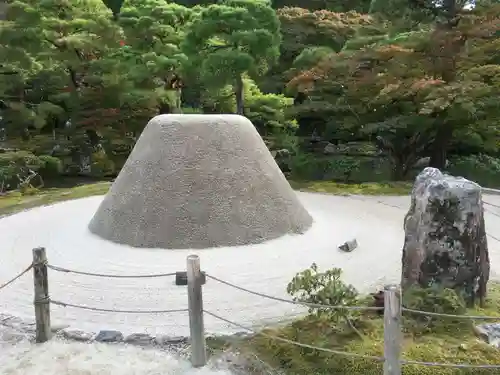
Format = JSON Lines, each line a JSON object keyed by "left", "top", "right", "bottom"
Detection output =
{"left": 51, "top": 323, "right": 70, "bottom": 333}
{"left": 338, "top": 239, "right": 358, "bottom": 252}
{"left": 95, "top": 330, "right": 123, "bottom": 343}
{"left": 154, "top": 335, "right": 187, "bottom": 345}
{"left": 61, "top": 329, "right": 94, "bottom": 342}
{"left": 125, "top": 333, "right": 153, "bottom": 345}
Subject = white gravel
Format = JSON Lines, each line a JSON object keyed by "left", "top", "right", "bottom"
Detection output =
{"left": 2, "top": 192, "right": 500, "bottom": 337}
{"left": 2, "top": 191, "right": 500, "bottom": 374}
{"left": 0, "top": 326, "right": 231, "bottom": 375}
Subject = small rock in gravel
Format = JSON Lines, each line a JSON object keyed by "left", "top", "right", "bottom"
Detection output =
{"left": 0, "top": 330, "right": 30, "bottom": 343}
{"left": 61, "top": 329, "right": 94, "bottom": 342}
{"left": 51, "top": 324, "right": 70, "bottom": 333}
{"left": 125, "top": 333, "right": 153, "bottom": 346}
{"left": 95, "top": 330, "right": 124, "bottom": 343}
{"left": 338, "top": 239, "right": 358, "bottom": 252}
{"left": 155, "top": 335, "right": 187, "bottom": 346}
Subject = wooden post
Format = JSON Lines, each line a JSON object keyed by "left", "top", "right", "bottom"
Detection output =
{"left": 187, "top": 254, "right": 207, "bottom": 367}
{"left": 32, "top": 247, "right": 51, "bottom": 343}
{"left": 383, "top": 284, "right": 401, "bottom": 375}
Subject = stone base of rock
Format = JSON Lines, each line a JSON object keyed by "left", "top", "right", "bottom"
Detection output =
{"left": 401, "top": 167, "right": 490, "bottom": 305}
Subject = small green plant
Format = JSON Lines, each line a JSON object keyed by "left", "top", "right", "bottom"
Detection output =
{"left": 286, "top": 264, "right": 362, "bottom": 333}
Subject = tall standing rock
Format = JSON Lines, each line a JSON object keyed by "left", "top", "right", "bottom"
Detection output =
{"left": 401, "top": 168, "right": 490, "bottom": 306}
{"left": 88, "top": 114, "right": 313, "bottom": 249}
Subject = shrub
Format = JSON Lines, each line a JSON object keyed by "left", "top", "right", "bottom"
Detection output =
{"left": 38, "top": 155, "right": 63, "bottom": 178}
{"left": 0, "top": 151, "right": 45, "bottom": 192}
{"left": 402, "top": 286, "right": 468, "bottom": 334}
{"left": 286, "top": 264, "right": 361, "bottom": 328}
{"left": 447, "top": 154, "right": 500, "bottom": 188}
{"left": 89, "top": 150, "right": 115, "bottom": 177}
{"left": 288, "top": 153, "right": 392, "bottom": 182}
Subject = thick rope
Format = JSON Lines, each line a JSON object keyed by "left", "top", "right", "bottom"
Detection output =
{"left": 204, "top": 310, "right": 384, "bottom": 361}
{"left": 50, "top": 299, "right": 187, "bottom": 314}
{"left": 402, "top": 359, "right": 500, "bottom": 369}
{"left": 402, "top": 307, "right": 500, "bottom": 320}
{"left": 47, "top": 264, "right": 177, "bottom": 279}
{"left": 205, "top": 274, "right": 382, "bottom": 311}
{"left": 0, "top": 263, "right": 33, "bottom": 290}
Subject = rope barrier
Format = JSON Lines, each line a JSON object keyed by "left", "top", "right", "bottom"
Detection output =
{"left": 50, "top": 299, "right": 187, "bottom": 314}
{"left": 0, "top": 263, "right": 33, "bottom": 291}
{"left": 402, "top": 359, "right": 500, "bottom": 369}
{"left": 487, "top": 233, "right": 500, "bottom": 242}
{"left": 484, "top": 200, "right": 500, "bottom": 209}
{"left": 348, "top": 195, "right": 500, "bottom": 244}
{"left": 402, "top": 307, "right": 500, "bottom": 320}
{"left": 206, "top": 310, "right": 500, "bottom": 369}
{"left": 205, "top": 274, "right": 382, "bottom": 311}
{"left": 484, "top": 207, "right": 500, "bottom": 219}
{"left": 47, "top": 264, "right": 177, "bottom": 279}
{"left": 2, "top": 260, "right": 500, "bottom": 369}
{"left": 203, "top": 310, "right": 385, "bottom": 361}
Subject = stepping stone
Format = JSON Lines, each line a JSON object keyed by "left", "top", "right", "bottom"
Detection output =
{"left": 125, "top": 333, "right": 153, "bottom": 345}
{"left": 61, "top": 328, "right": 94, "bottom": 342}
{"left": 95, "top": 330, "right": 123, "bottom": 343}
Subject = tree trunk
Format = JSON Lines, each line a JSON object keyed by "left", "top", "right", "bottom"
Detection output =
{"left": 235, "top": 74, "right": 244, "bottom": 115}
{"left": 391, "top": 160, "right": 406, "bottom": 181}
{"left": 429, "top": 124, "right": 453, "bottom": 170}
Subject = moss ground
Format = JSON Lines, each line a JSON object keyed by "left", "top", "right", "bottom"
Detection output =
{"left": 290, "top": 180, "right": 412, "bottom": 195}
{"left": 0, "top": 182, "right": 111, "bottom": 216}
{"left": 235, "top": 284, "right": 500, "bottom": 375}
{"left": 0, "top": 179, "right": 412, "bottom": 217}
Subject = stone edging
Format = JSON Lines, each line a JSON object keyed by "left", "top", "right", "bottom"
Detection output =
{"left": 0, "top": 312, "right": 250, "bottom": 349}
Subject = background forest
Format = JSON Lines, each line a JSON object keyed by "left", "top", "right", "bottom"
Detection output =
{"left": 1, "top": 0, "right": 500, "bottom": 192}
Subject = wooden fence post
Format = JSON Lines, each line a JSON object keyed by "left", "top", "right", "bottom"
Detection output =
{"left": 32, "top": 247, "right": 51, "bottom": 343}
{"left": 187, "top": 254, "right": 207, "bottom": 367}
{"left": 383, "top": 284, "right": 401, "bottom": 375}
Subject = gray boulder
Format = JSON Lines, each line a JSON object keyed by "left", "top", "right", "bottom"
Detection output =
{"left": 474, "top": 323, "right": 500, "bottom": 347}
{"left": 401, "top": 168, "right": 490, "bottom": 306}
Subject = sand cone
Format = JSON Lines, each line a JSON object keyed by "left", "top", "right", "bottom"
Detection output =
{"left": 88, "top": 114, "right": 313, "bottom": 249}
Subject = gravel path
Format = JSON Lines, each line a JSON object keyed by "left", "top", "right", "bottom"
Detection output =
{"left": 2, "top": 192, "right": 500, "bottom": 338}
{"left": 0, "top": 325, "right": 231, "bottom": 375}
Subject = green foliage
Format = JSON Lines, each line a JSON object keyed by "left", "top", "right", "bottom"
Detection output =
{"left": 0, "top": 151, "right": 44, "bottom": 191}
{"left": 2, "top": 0, "right": 500, "bottom": 195}
{"left": 287, "top": 263, "right": 360, "bottom": 324}
{"left": 89, "top": 149, "right": 115, "bottom": 177}
{"left": 402, "top": 286, "right": 468, "bottom": 334}
{"left": 101, "top": 0, "right": 124, "bottom": 18}
{"left": 292, "top": 46, "right": 335, "bottom": 71}
{"left": 181, "top": 0, "right": 281, "bottom": 112}
{"left": 243, "top": 78, "right": 295, "bottom": 132}
{"left": 38, "top": 155, "right": 63, "bottom": 178}
{"left": 447, "top": 154, "right": 500, "bottom": 188}
{"left": 288, "top": 152, "right": 391, "bottom": 182}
